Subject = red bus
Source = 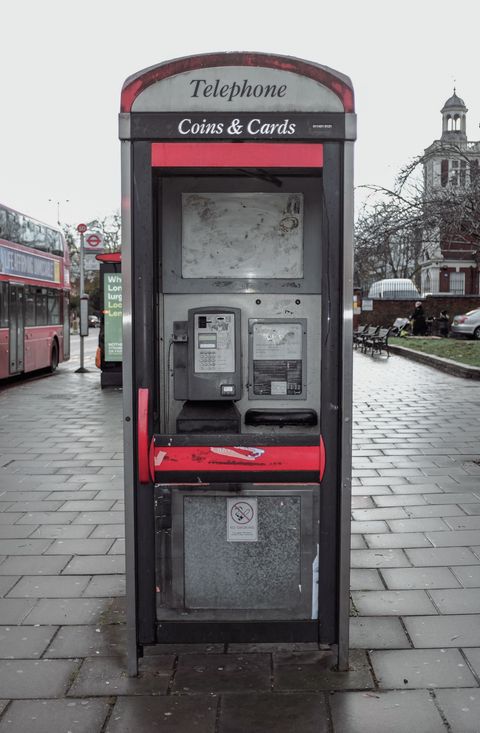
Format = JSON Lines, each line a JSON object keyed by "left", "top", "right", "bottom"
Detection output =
{"left": 0, "top": 203, "right": 71, "bottom": 377}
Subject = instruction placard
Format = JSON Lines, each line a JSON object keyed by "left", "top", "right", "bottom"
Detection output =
{"left": 227, "top": 498, "right": 258, "bottom": 542}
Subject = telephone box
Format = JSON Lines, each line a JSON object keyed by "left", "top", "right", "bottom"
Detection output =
{"left": 120, "top": 52, "right": 355, "bottom": 674}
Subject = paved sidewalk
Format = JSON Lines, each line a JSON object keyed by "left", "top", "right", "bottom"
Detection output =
{"left": 0, "top": 351, "right": 480, "bottom": 731}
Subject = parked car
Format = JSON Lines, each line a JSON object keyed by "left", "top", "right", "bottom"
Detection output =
{"left": 88, "top": 315, "right": 99, "bottom": 328}
{"left": 451, "top": 308, "right": 480, "bottom": 339}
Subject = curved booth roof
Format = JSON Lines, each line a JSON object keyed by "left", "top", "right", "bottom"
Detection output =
{"left": 121, "top": 52, "right": 355, "bottom": 114}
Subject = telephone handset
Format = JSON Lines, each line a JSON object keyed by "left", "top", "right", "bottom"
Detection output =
{"left": 173, "top": 307, "right": 242, "bottom": 401}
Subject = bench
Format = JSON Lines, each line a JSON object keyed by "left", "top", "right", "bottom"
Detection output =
{"left": 363, "top": 327, "right": 391, "bottom": 357}
{"left": 353, "top": 325, "right": 368, "bottom": 349}
{"left": 358, "top": 325, "right": 379, "bottom": 352}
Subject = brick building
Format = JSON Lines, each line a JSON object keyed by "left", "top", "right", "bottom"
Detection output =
{"left": 421, "top": 91, "right": 480, "bottom": 296}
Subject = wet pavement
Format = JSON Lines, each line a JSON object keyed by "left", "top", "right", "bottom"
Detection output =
{"left": 0, "top": 344, "right": 480, "bottom": 731}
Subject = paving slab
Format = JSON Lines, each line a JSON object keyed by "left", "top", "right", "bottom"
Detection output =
{"left": 405, "top": 615, "right": 480, "bottom": 647}
{"left": 273, "top": 649, "right": 374, "bottom": 691}
{"left": 429, "top": 588, "right": 480, "bottom": 613}
{"left": 364, "top": 532, "right": 431, "bottom": 549}
{"left": 218, "top": 693, "right": 330, "bottom": 733}
{"left": 0, "top": 577, "right": 19, "bottom": 597}
{"left": 44, "top": 624, "right": 126, "bottom": 658}
{"left": 23, "top": 597, "right": 115, "bottom": 625}
{"left": 350, "top": 549, "right": 410, "bottom": 568}
{"left": 452, "top": 565, "right": 480, "bottom": 587}
{"left": 62, "top": 555, "right": 125, "bottom": 574}
{"left": 106, "top": 696, "right": 217, "bottom": 733}
{"left": 0, "top": 699, "right": 111, "bottom": 733}
{"left": 405, "top": 547, "right": 480, "bottom": 566}
{"left": 461, "top": 648, "right": 480, "bottom": 678}
{"left": 329, "top": 690, "right": 447, "bottom": 733}
{"left": 380, "top": 567, "right": 461, "bottom": 590}
{"left": 435, "top": 688, "right": 480, "bottom": 733}
{"left": 0, "top": 556, "right": 71, "bottom": 575}
{"left": 83, "top": 575, "right": 126, "bottom": 597}
{"left": 349, "top": 569, "right": 385, "bottom": 590}
{"left": 68, "top": 655, "right": 175, "bottom": 696}
{"left": 370, "top": 648, "right": 477, "bottom": 688}
{"left": 349, "top": 617, "right": 410, "bottom": 649}
{"left": 172, "top": 653, "right": 271, "bottom": 693}
{"left": 0, "top": 599, "right": 36, "bottom": 624}
{"left": 0, "top": 625, "right": 57, "bottom": 659}
{"left": 0, "top": 659, "right": 79, "bottom": 698}
{"left": 7, "top": 575, "right": 90, "bottom": 598}
{"left": 352, "top": 590, "right": 437, "bottom": 616}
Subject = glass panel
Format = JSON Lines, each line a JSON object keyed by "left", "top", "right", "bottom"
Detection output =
{"left": 7, "top": 211, "right": 21, "bottom": 244}
{"left": 35, "top": 225, "right": 48, "bottom": 251}
{"left": 25, "top": 286, "right": 35, "bottom": 326}
{"left": 20, "top": 217, "right": 35, "bottom": 246}
{"left": 181, "top": 192, "right": 304, "bottom": 279}
{"left": 35, "top": 288, "right": 47, "bottom": 325}
{"left": 47, "top": 290, "right": 60, "bottom": 324}
{"left": 0, "top": 208, "right": 8, "bottom": 240}
{"left": 450, "top": 272, "right": 465, "bottom": 295}
{"left": 51, "top": 231, "right": 63, "bottom": 256}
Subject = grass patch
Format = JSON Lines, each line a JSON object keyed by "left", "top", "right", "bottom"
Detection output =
{"left": 390, "top": 337, "right": 480, "bottom": 367}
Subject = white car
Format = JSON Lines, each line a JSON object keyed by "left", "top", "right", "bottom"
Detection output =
{"left": 451, "top": 308, "right": 480, "bottom": 339}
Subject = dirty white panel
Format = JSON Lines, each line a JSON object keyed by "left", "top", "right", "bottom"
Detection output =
{"left": 132, "top": 66, "right": 345, "bottom": 112}
{"left": 181, "top": 192, "right": 304, "bottom": 279}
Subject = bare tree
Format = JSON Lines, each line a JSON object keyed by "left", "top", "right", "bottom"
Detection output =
{"left": 355, "top": 143, "right": 480, "bottom": 290}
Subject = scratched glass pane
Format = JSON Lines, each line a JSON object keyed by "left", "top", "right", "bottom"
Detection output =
{"left": 181, "top": 192, "right": 304, "bottom": 278}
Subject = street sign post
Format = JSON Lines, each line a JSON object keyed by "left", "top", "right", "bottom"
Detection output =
{"left": 75, "top": 224, "right": 89, "bottom": 373}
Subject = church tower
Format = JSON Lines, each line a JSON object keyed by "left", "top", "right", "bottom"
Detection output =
{"left": 440, "top": 90, "right": 468, "bottom": 143}
{"left": 420, "top": 90, "right": 480, "bottom": 296}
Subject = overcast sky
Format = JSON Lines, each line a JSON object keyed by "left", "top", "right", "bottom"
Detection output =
{"left": 1, "top": 0, "right": 479, "bottom": 229}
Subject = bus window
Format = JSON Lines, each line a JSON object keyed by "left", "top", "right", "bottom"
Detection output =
{"left": 35, "top": 288, "right": 48, "bottom": 325}
{"left": 7, "top": 211, "right": 20, "bottom": 244}
{"left": 52, "top": 232, "right": 63, "bottom": 256}
{"left": 0, "top": 208, "right": 7, "bottom": 240}
{"left": 47, "top": 291, "right": 61, "bottom": 324}
{"left": 25, "top": 286, "right": 35, "bottom": 326}
{"left": 0, "top": 283, "right": 8, "bottom": 327}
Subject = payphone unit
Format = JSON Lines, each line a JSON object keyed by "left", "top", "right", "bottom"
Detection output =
{"left": 120, "top": 52, "right": 355, "bottom": 674}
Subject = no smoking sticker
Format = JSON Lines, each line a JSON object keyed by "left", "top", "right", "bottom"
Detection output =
{"left": 227, "top": 498, "right": 258, "bottom": 542}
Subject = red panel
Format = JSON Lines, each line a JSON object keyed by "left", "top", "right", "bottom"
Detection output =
{"left": 153, "top": 444, "right": 321, "bottom": 473}
{"left": 121, "top": 52, "right": 354, "bottom": 113}
{"left": 137, "top": 388, "right": 150, "bottom": 483}
{"left": 320, "top": 435, "right": 326, "bottom": 481}
{"left": 151, "top": 142, "right": 323, "bottom": 168}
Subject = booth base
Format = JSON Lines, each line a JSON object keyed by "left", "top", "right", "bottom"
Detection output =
{"left": 101, "top": 369, "right": 122, "bottom": 388}
{"left": 155, "top": 620, "right": 319, "bottom": 644}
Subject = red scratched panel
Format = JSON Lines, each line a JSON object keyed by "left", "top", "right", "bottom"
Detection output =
{"left": 151, "top": 142, "right": 323, "bottom": 168}
{"left": 153, "top": 445, "right": 322, "bottom": 472}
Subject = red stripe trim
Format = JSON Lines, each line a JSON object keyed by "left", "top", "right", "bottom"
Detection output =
{"left": 137, "top": 388, "right": 150, "bottom": 483}
{"left": 151, "top": 142, "right": 323, "bottom": 168}
{"left": 153, "top": 444, "right": 322, "bottom": 473}
{"left": 121, "top": 52, "right": 354, "bottom": 113}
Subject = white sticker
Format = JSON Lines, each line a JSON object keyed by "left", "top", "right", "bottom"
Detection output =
{"left": 271, "top": 381, "right": 287, "bottom": 395}
{"left": 227, "top": 498, "right": 258, "bottom": 542}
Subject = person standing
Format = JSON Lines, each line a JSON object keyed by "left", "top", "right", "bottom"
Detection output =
{"left": 410, "top": 301, "right": 427, "bottom": 336}
{"left": 438, "top": 309, "right": 449, "bottom": 337}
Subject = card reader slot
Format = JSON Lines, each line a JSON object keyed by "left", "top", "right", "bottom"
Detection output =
{"left": 245, "top": 409, "right": 318, "bottom": 427}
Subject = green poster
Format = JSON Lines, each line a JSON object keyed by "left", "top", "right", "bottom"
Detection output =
{"left": 104, "top": 273, "right": 122, "bottom": 362}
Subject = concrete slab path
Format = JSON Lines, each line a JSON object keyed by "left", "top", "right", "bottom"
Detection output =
{"left": 0, "top": 345, "right": 479, "bottom": 731}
